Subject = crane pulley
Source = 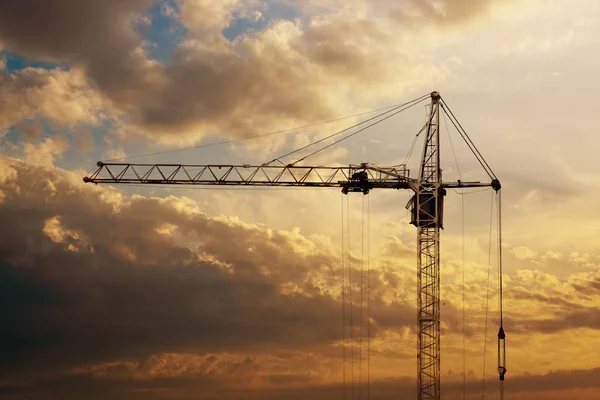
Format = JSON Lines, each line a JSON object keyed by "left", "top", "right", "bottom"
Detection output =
{"left": 83, "top": 91, "right": 505, "bottom": 400}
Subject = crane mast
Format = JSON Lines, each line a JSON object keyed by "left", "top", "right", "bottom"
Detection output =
{"left": 84, "top": 91, "right": 502, "bottom": 400}
{"left": 413, "top": 92, "right": 442, "bottom": 399}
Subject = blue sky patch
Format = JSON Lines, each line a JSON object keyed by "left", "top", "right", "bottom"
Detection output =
{"left": 223, "top": 1, "right": 301, "bottom": 41}
{"left": 136, "top": 0, "right": 187, "bottom": 63}
{"left": 129, "top": 0, "right": 304, "bottom": 62}
{"left": 222, "top": 17, "right": 267, "bottom": 41}
{"left": 1, "top": 51, "right": 66, "bottom": 73}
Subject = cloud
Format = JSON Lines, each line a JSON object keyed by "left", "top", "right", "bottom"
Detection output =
{"left": 20, "top": 136, "right": 71, "bottom": 166}
{"left": 383, "top": 235, "right": 413, "bottom": 258}
{"left": 0, "top": 0, "right": 525, "bottom": 145}
{"left": 0, "top": 157, "right": 17, "bottom": 204}
{"left": 5, "top": 2, "right": 600, "bottom": 397}
{"left": 178, "top": 0, "right": 244, "bottom": 36}
{"left": 0, "top": 67, "right": 105, "bottom": 132}
{"left": 388, "top": 0, "right": 513, "bottom": 27}
{"left": 43, "top": 216, "right": 95, "bottom": 253}
{"left": 572, "top": 276, "right": 600, "bottom": 296}
{"left": 16, "top": 119, "right": 43, "bottom": 140}
{"left": 3, "top": 357, "right": 600, "bottom": 400}
{"left": 0, "top": 0, "right": 156, "bottom": 97}
{"left": 500, "top": 265, "right": 600, "bottom": 335}
{"left": 524, "top": 308, "right": 600, "bottom": 334}
{"left": 0, "top": 157, "right": 419, "bottom": 381}
{"left": 511, "top": 245, "right": 538, "bottom": 261}
{"left": 104, "top": 147, "right": 128, "bottom": 161}
{"left": 2, "top": 154, "right": 600, "bottom": 397}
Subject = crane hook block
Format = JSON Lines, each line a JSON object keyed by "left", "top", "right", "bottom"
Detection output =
{"left": 498, "top": 366, "right": 507, "bottom": 381}
{"left": 497, "top": 326, "right": 507, "bottom": 381}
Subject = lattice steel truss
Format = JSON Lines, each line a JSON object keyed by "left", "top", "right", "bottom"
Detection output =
{"left": 84, "top": 162, "right": 413, "bottom": 191}
{"left": 415, "top": 92, "right": 442, "bottom": 400}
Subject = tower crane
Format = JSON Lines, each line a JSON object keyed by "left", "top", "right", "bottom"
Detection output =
{"left": 84, "top": 91, "right": 506, "bottom": 400}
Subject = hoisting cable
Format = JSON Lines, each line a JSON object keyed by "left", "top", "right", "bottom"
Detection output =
{"left": 442, "top": 108, "right": 467, "bottom": 399}
{"left": 359, "top": 196, "right": 365, "bottom": 400}
{"left": 481, "top": 190, "right": 495, "bottom": 399}
{"left": 461, "top": 177, "right": 467, "bottom": 400}
{"left": 496, "top": 189, "right": 507, "bottom": 397}
{"left": 290, "top": 96, "right": 429, "bottom": 166}
{"left": 341, "top": 194, "right": 347, "bottom": 400}
{"left": 265, "top": 93, "right": 430, "bottom": 166}
{"left": 347, "top": 195, "right": 356, "bottom": 400}
{"left": 439, "top": 99, "right": 497, "bottom": 181}
{"left": 367, "top": 194, "right": 371, "bottom": 400}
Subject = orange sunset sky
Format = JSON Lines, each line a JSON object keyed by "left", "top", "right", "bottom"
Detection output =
{"left": 0, "top": 1, "right": 599, "bottom": 399}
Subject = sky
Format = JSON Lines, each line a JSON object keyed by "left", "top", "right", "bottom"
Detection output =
{"left": 0, "top": 0, "right": 599, "bottom": 399}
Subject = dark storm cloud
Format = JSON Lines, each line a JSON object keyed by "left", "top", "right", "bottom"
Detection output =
{"left": 2, "top": 363, "right": 600, "bottom": 400}
{"left": 522, "top": 307, "right": 600, "bottom": 334}
{"left": 508, "top": 286, "right": 584, "bottom": 309}
{"left": 519, "top": 367, "right": 600, "bottom": 389}
{"left": 0, "top": 159, "right": 417, "bottom": 377}
{"left": 503, "top": 277, "right": 600, "bottom": 334}
{"left": 0, "top": 0, "right": 338, "bottom": 138}
{"left": 572, "top": 277, "right": 600, "bottom": 296}
{"left": 135, "top": 42, "right": 337, "bottom": 137}
{"left": 0, "top": 0, "right": 156, "bottom": 98}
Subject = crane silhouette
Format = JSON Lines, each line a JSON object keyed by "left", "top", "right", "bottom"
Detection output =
{"left": 84, "top": 91, "right": 506, "bottom": 400}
